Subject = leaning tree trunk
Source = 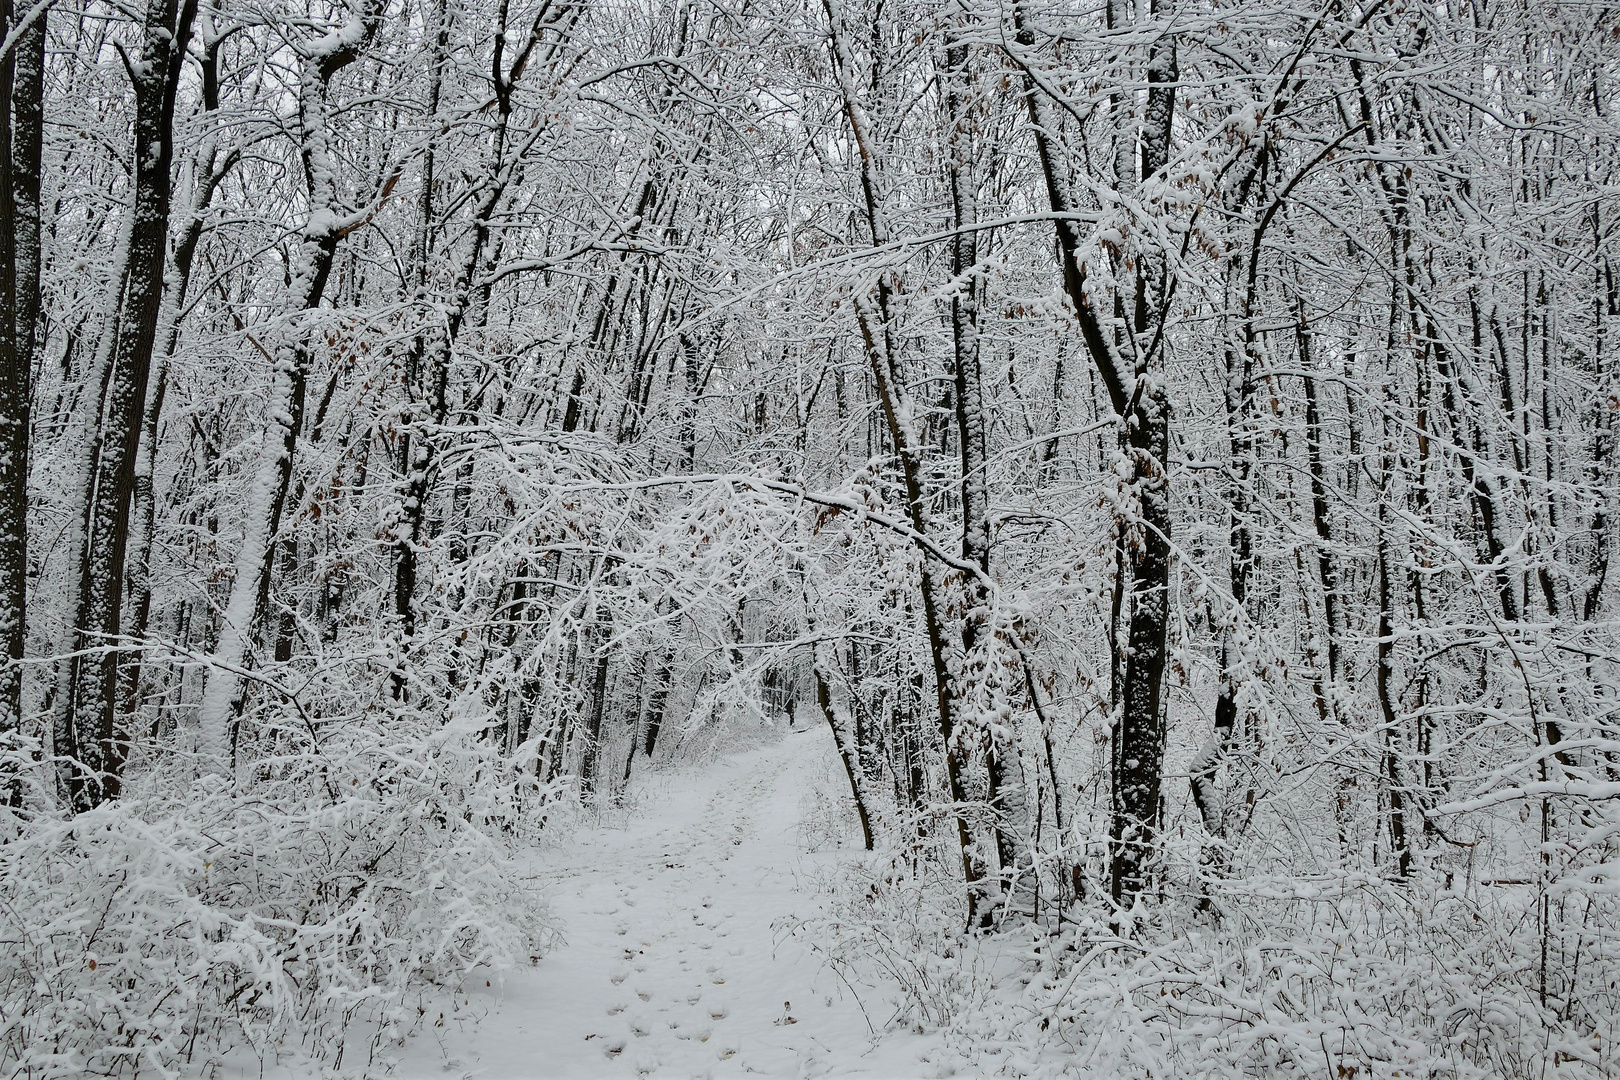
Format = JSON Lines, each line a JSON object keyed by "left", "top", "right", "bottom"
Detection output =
{"left": 196, "top": 0, "right": 386, "bottom": 772}
{"left": 794, "top": 551, "right": 876, "bottom": 851}
{"left": 812, "top": 643, "right": 875, "bottom": 852}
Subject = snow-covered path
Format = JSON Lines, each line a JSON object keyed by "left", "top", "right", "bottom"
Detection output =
{"left": 399, "top": 726, "right": 929, "bottom": 1079}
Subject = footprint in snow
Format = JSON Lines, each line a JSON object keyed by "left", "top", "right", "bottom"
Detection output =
{"left": 609, "top": 969, "right": 629, "bottom": 985}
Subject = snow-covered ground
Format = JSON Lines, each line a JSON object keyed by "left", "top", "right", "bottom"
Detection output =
{"left": 395, "top": 724, "right": 936, "bottom": 1079}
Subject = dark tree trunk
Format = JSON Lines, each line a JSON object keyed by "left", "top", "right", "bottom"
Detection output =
{"left": 1017, "top": 4, "right": 1176, "bottom": 911}
{"left": 118, "top": 18, "right": 230, "bottom": 730}
{"left": 60, "top": 0, "right": 197, "bottom": 808}
{"left": 814, "top": 650, "right": 874, "bottom": 851}
{"left": 642, "top": 658, "right": 671, "bottom": 759}
{"left": 824, "top": 0, "right": 984, "bottom": 922}
{"left": 943, "top": 4, "right": 1026, "bottom": 910}
{"left": 579, "top": 621, "right": 612, "bottom": 799}
{"left": 0, "top": 0, "right": 36, "bottom": 778}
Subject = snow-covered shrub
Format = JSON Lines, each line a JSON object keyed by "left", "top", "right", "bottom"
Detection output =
{"left": 801, "top": 849, "right": 993, "bottom": 1031}
{"left": 796, "top": 727, "right": 867, "bottom": 854}
{"left": 811, "top": 855, "right": 1620, "bottom": 1079}
{"left": 0, "top": 708, "right": 558, "bottom": 1078}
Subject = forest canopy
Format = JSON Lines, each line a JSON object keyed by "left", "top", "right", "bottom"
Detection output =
{"left": 0, "top": 0, "right": 1617, "bottom": 1073}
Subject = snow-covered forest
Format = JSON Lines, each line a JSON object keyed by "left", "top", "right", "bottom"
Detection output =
{"left": 1, "top": 0, "right": 1617, "bottom": 1073}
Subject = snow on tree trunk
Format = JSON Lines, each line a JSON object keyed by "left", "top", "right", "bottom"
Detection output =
{"left": 195, "top": 0, "right": 384, "bottom": 773}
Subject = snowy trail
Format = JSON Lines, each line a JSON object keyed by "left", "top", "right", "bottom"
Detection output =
{"left": 400, "top": 726, "right": 928, "bottom": 1079}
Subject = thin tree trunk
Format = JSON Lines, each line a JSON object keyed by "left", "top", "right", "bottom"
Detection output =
{"left": 942, "top": 1, "right": 1028, "bottom": 910}
{"left": 824, "top": 0, "right": 984, "bottom": 921}
{"left": 813, "top": 645, "right": 875, "bottom": 851}
{"left": 117, "top": 363, "right": 166, "bottom": 718}
{"left": 642, "top": 657, "right": 671, "bottom": 758}
{"left": 578, "top": 617, "right": 611, "bottom": 799}
{"left": 119, "top": 46, "right": 234, "bottom": 721}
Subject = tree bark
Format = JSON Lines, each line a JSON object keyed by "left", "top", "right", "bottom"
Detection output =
{"left": 119, "top": 34, "right": 234, "bottom": 724}
{"left": 195, "top": 0, "right": 386, "bottom": 772}
{"left": 60, "top": 0, "right": 197, "bottom": 808}
{"left": 813, "top": 644, "right": 875, "bottom": 851}
{"left": 0, "top": 0, "right": 36, "bottom": 779}
{"left": 824, "top": 0, "right": 985, "bottom": 922}
{"left": 1015, "top": 2, "right": 1175, "bottom": 911}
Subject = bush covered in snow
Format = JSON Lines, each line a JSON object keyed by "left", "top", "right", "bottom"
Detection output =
{"left": 804, "top": 817, "right": 1620, "bottom": 1079}
{"left": 0, "top": 708, "right": 557, "bottom": 1078}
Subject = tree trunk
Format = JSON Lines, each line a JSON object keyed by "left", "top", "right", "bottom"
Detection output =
{"left": 0, "top": 0, "right": 35, "bottom": 779}
{"left": 195, "top": 0, "right": 386, "bottom": 772}
{"left": 942, "top": 1, "right": 1030, "bottom": 911}
{"left": 824, "top": 0, "right": 986, "bottom": 922}
{"left": 578, "top": 618, "right": 612, "bottom": 799}
{"left": 813, "top": 644, "right": 875, "bottom": 851}
{"left": 119, "top": 64, "right": 232, "bottom": 721}
{"left": 60, "top": 0, "right": 197, "bottom": 808}
{"left": 1016, "top": 2, "right": 1176, "bottom": 911}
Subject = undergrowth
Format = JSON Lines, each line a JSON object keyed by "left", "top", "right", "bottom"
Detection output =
{"left": 0, "top": 708, "right": 560, "bottom": 1078}
{"left": 802, "top": 826, "right": 1619, "bottom": 1078}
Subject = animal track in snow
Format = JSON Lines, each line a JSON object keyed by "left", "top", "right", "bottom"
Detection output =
{"left": 400, "top": 732, "right": 916, "bottom": 1079}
